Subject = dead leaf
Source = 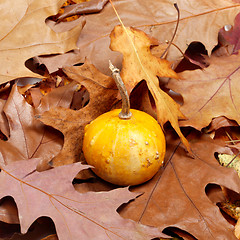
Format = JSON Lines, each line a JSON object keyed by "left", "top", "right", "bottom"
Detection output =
{"left": 207, "top": 116, "right": 238, "bottom": 132}
{"left": 110, "top": 25, "right": 191, "bottom": 152}
{"left": 72, "top": 0, "right": 240, "bottom": 75}
{"left": 38, "top": 60, "right": 117, "bottom": 168}
{"left": 34, "top": 49, "right": 83, "bottom": 74}
{"left": 168, "top": 53, "right": 240, "bottom": 130}
{"left": 119, "top": 132, "right": 240, "bottom": 239}
{"left": 0, "top": 158, "right": 165, "bottom": 240}
{"left": 58, "top": 0, "right": 109, "bottom": 20}
{"left": 0, "top": 82, "right": 76, "bottom": 166}
{"left": 0, "top": 0, "right": 84, "bottom": 84}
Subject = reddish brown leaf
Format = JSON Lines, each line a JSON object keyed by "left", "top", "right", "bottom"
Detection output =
{"left": 207, "top": 116, "right": 238, "bottom": 132}
{"left": 58, "top": 0, "right": 109, "bottom": 20}
{"left": 75, "top": 0, "right": 240, "bottom": 74}
{"left": 35, "top": 1, "right": 240, "bottom": 76}
{"left": 119, "top": 132, "right": 240, "bottom": 239}
{"left": 0, "top": 83, "right": 76, "bottom": 166}
{"left": 168, "top": 53, "right": 240, "bottom": 130}
{"left": 219, "top": 12, "right": 240, "bottom": 54}
{"left": 0, "top": 159, "right": 165, "bottom": 240}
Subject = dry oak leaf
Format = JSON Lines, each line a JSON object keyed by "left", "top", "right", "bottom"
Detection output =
{"left": 0, "top": 0, "right": 84, "bottom": 84}
{"left": 119, "top": 132, "right": 240, "bottom": 240}
{"left": 168, "top": 53, "right": 240, "bottom": 130}
{"left": 110, "top": 25, "right": 190, "bottom": 152}
{"left": 206, "top": 116, "right": 238, "bottom": 133}
{"left": 0, "top": 82, "right": 76, "bottom": 166}
{"left": 38, "top": 60, "right": 117, "bottom": 168}
{"left": 0, "top": 158, "right": 165, "bottom": 240}
{"left": 69, "top": 0, "right": 240, "bottom": 75}
{"left": 0, "top": 82, "right": 77, "bottom": 225}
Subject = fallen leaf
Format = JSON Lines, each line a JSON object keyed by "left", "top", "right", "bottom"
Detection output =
{"left": 119, "top": 132, "right": 240, "bottom": 239}
{"left": 0, "top": 82, "right": 76, "bottom": 166}
{"left": 38, "top": 60, "right": 117, "bottom": 168}
{"left": 207, "top": 116, "right": 238, "bottom": 132}
{"left": 34, "top": 49, "right": 84, "bottom": 74}
{"left": 58, "top": 0, "right": 109, "bottom": 20}
{"left": 177, "top": 42, "right": 209, "bottom": 70}
{"left": 168, "top": 53, "right": 240, "bottom": 130}
{"left": 0, "top": 158, "right": 165, "bottom": 240}
{"left": 0, "top": 0, "right": 84, "bottom": 84}
{"left": 73, "top": 0, "right": 240, "bottom": 75}
{"left": 110, "top": 25, "right": 190, "bottom": 152}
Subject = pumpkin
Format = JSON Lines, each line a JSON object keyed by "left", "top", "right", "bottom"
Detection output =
{"left": 82, "top": 62, "right": 166, "bottom": 186}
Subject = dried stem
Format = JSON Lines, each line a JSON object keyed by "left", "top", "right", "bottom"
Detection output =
{"left": 160, "top": 3, "right": 180, "bottom": 59}
{"left": 109, "top": 61, "right": 132, "bottom": 119}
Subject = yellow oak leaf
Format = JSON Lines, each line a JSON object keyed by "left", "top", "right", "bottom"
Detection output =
{"left": 110, "top": 25, "right": 190, "bottom": 152}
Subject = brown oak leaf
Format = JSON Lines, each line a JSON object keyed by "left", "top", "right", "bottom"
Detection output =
{"left": 0, "top": 83, "right": 76, "bottom": 166}
{"left": 168, "top": 53, "right": 240, "bottom": 130}
{"left": 0, "top": 159, "right": 165, "bottom": 240}
{"left": 38, "top": 60, "right": 117, "bottom": 168}
{"left": 119, "top": 132, "right": 240, "bottom": 240}
{"left": 58, "top": 0, "right": 109, "bottom": 20}
{"left": 0, "top": 82, "right": 77, "bottom": 225}
{"left": 35, "top": 1, "right": 240, "bottom": 75}
{"left": 0, "top": 0, "right": 84, "bottom": 84}
{"left": 69, "top": 0, "right": 240, "bottom": 75}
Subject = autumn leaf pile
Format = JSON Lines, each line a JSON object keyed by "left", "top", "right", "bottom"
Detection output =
{"left": 1, "top": 0, "right": 240, "bottom": 239}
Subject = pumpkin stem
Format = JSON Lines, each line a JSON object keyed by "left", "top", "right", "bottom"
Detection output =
{"left": 109, "top": 61, "right": 132, "bottom": 119}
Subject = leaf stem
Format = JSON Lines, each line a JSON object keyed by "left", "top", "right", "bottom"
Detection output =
{"left": 109, "top": 61, "right": 132, "bottom": 119}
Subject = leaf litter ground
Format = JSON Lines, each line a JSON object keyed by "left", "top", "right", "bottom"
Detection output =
{"left": 0, "top": 0, "right": 240, "bottom": 239}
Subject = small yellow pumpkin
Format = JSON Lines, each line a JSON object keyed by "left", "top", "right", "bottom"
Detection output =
{"left": 82, "top": 62, "right": 165, "bottom": 186}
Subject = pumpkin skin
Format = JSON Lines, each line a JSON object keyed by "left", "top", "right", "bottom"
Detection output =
{"left": 82, "top": 109, "right": 165, "bottom": 186}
